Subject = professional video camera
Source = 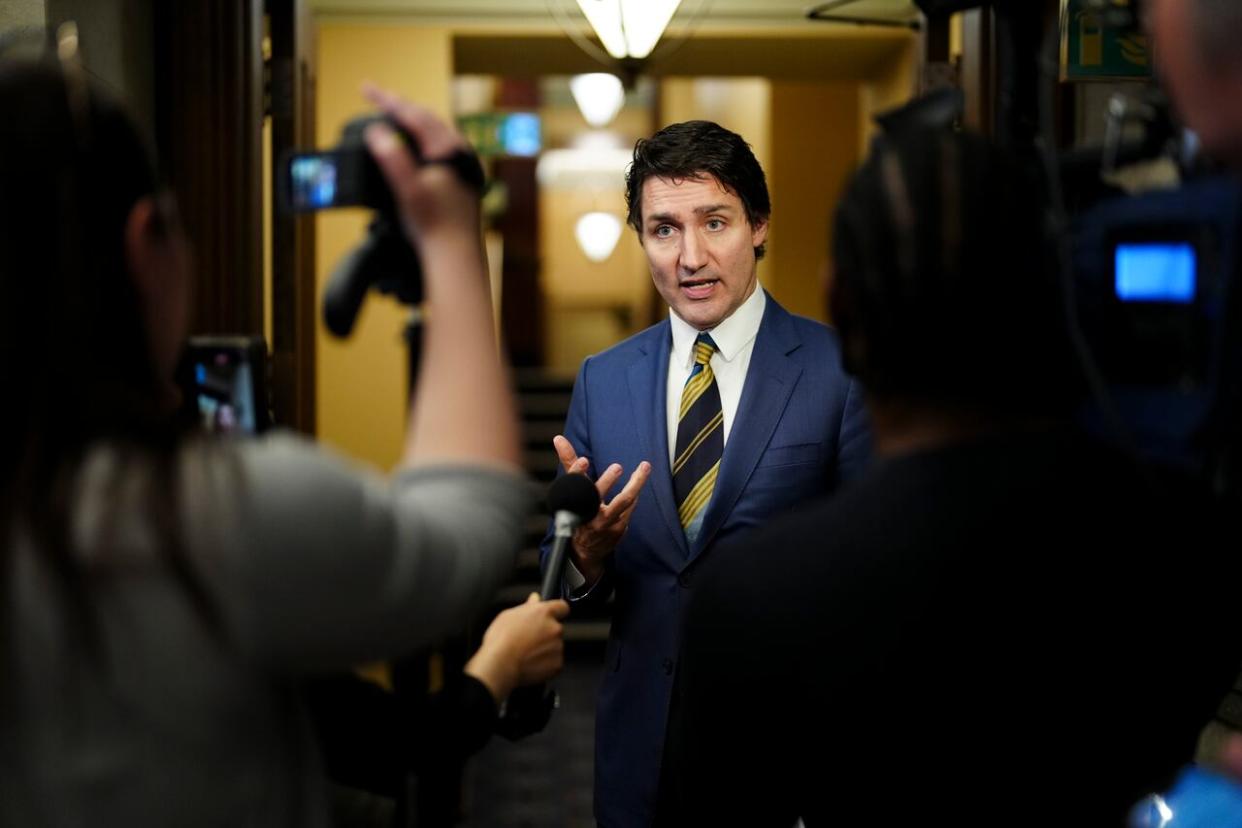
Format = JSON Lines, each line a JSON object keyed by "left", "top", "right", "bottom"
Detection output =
{"left": 279, "top": 114, "right": 485, "bottom": 339}
{"left": 906, "top": 0, "right": 1237, "bottom": 482}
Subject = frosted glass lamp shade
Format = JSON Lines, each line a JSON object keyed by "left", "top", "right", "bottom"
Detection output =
{"left": 570, "top": 73, "right": 626, "bottom": 127}
{"left": 575, "top": 212, "right": 623, "bottom": 262}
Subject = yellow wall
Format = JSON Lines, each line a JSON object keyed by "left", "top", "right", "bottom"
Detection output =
{"left": 540, "top": 186, "right": 653, "bottom": 374}
{"left": 766, "top": 82, "right": 861, "bottom": 324}
{"left": 538, "top": 104, "right": 655, "bottom": 373}
{"left": 314, "top": 24, "right": 453, "bottom": 470}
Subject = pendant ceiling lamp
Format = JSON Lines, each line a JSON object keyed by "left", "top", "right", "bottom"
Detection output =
{"left": 575, "top": 212, "right": 624, "bottom": 263}
{"left": 570, "top": 73, "right": 626, "bottom": 127}
{"left": 574, "top": 0, "right": 683, "bottom": 60}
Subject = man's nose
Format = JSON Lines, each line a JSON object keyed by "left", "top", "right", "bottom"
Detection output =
{"left": 679, "top": 229, "right": 708, "bottom": 273}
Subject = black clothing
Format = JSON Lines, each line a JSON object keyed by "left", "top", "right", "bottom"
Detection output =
{"left": 661, "top": 428, "right": 1239, "bottom": 826}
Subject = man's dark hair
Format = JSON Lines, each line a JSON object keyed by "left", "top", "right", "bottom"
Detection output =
{"left": 625, "top": 120, "right": 771, "bottom": 260}
{"left": 829, "top": 129, "right": 1079, "bottom": 413}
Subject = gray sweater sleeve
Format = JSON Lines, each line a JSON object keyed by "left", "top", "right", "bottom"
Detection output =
{"left": 185, "top": 433, "right": 532, "bottom": 673}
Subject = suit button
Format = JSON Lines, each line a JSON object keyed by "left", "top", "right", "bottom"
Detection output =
{"left": 678, "top": 572, "right": 691, "bottom": 588}
{"left": 662, "top": 658, "right": 674, "bottom": 675}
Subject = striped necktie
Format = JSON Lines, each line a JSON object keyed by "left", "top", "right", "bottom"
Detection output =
{"left": 673, "top": 333, "right": 724, "bottom": 542}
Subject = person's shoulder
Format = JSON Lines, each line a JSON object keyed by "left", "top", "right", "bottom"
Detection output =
{"left": 179, "top": 429, "right": 376, "bottom": 503}
{"left": 760, "top": 294, "right": 844, "bottom": 358}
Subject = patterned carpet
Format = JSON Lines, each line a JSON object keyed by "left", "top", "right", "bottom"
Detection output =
{"left": 462, "top": 649, "right": 603, "bottom": 827}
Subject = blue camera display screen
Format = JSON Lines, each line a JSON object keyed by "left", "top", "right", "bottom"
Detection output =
{"left": 290, "top": 155, "right": 339, "bottom": 209}
{"left": 190, "top": 353, "right": 258, "bottom": 435}
{"left": 1115, "top": 242, "right": 1197, "bottom": 304}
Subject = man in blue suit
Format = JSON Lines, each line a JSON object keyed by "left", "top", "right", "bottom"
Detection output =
{"left": 542, "top": 120, "right": 870, "bottom": 826}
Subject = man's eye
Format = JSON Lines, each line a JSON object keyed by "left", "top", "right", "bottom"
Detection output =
{"left": 654, "top": 225, "right": 674, "bottom": 238}
{"left": 706, "top": 219, "right": 724, "bottom": 231}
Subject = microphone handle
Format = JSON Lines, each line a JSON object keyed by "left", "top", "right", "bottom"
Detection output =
{"left": 540, "top": 529, "right": 573, "bottom": 600}
{"left": 496, "top": 515, "right": 577, "bottom": 740}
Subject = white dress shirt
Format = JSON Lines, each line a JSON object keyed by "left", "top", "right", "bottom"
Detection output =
{"left": 565, "top": 283, "right": 766, "bottom": 591}
{"left": 665, "top": 283, "right": 766, "bottom": 464}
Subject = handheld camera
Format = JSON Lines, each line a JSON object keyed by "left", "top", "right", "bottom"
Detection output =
{"left": 178, "top": 336, "right": 270, "bottom": 435}
{"left": 280, "top": 115, "right": 484, "bottom": 339}
{"left": 282, "top": 115, "right": 403, "bottom": 214}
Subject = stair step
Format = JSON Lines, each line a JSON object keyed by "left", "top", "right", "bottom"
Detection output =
{"left": 518, "top": 393, "right": 575, "bottom": 418}
{"left": 513, "top": 369, "right": 576, "bottom": 393}
{"left": 563, "top": 621, "right": 610, "bottom": 642}
{"left": 522, "top": 420, "right": 565, "bottom": 447}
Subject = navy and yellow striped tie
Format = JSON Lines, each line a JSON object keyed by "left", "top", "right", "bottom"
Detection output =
{"left": 673, "top": 333, "right": 724, "bottom": 541}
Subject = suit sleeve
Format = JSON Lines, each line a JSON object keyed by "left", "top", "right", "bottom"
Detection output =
{"left": 833, "top": 375, "right": 872, "bottom": 486}
{"left": 538, "top": 357, "right": 616, "bottom": 604}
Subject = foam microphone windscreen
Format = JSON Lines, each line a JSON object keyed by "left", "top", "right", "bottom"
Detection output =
{"left": 547, "top": 473, "right": 601, "bottom": 522}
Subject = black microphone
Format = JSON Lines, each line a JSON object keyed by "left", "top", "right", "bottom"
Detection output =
{"left": 496, "top": 473, "right": 599, "bottom": 741}
{"left": 539, "top": 472, "right": 601, "bottom": 599}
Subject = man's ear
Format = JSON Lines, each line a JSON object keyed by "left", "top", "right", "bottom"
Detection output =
{"left": 750, "top": 217, "right": 769, "bottom": 250}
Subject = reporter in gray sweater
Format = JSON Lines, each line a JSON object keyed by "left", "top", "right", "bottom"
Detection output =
{"left": 0, "top": 49, "right": 544, "bottom": 827}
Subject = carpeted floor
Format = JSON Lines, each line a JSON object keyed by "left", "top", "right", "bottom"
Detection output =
{"left": 461, "top": 651, "right": 603, "bottom": 827}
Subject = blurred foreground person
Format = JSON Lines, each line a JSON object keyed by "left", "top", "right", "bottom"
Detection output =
{"left": 1148, "top": 0, "right": 1242, "bottom": 167}
{"left": 0, "top": 47, "right": 544, "bottom": 826}
{"left": 660, "top": 130, "right": 1241, "bottom": 826}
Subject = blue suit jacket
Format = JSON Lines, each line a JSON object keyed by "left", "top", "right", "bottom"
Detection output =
{"left": 542, "top": 293, "right": 870, "bottom": 826}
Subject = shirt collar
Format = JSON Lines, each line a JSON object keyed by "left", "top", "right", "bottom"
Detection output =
{"left": 669, "top": 282, "right": 766, "bottom": 369}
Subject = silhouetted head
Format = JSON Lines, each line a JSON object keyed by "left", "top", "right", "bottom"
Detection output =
{"left": 830, "top": 129, "right": 1077, "bottom": 417}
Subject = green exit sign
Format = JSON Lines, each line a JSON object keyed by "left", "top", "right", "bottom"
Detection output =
{"left": 1060, "top": 0, "right": 1152, "bottom": 81}
{"left": 457, "top": 112, "right": 542, "bottom": 158}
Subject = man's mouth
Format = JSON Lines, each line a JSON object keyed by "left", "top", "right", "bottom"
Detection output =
{"left": 680, "top": 278, "right": 719, "bottom": 299}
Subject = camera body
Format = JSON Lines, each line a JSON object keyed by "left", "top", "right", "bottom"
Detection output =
{"left": 1070, "top": 173, "right": 1241, "bottom": 473}
{"left": 178, "top": 335, "right": 270, "bottom": 436}
{"left": 279, "top": 113, "right": 485, "bottom": 338}
{"left": 281, "top": 115, "right": 405, "bottom": 214}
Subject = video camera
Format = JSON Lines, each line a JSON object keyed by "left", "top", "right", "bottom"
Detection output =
{"left": 1069, "top": 176, "right": 1240, "bottom": 473}
{"left": 279, "top": 115, "right": 484, "bottom": 339}
{"left": 890, "top": 0, "right": 1237, "bottom": 482}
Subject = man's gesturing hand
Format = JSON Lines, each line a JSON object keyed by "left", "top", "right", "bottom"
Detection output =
{"left": 552, "top": 435, "right": 651, "bottom": 587}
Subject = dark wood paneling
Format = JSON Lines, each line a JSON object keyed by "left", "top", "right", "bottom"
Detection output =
{"left": 495, "top": 79, "right": 544, "bottom": 368}
{"left": 493, "top": 155, "right": 543, "bottom": 368}
{"left": 153, "top": 0, "right": 264, "bottom": 338}
{"left": 267, "top": 0, "right": 317, "bottom": 434}
{"left": 961, "top": 8, "right": 995, "bottom": 136}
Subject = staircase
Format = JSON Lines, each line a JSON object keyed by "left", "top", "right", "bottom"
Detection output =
{"left": 492, "top": 369, "right": 611, "bottom": 649}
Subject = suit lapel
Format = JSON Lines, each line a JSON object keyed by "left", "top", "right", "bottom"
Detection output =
{"left": 689, "top": 296, "right": 803, "bottom": 561}
{"left": 627, "top": 322, "right": 691, "bottom": 562}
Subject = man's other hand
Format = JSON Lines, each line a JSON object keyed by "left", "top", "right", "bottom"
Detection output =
{"left": 552, "top": 435, "right": 651, "bottom": 586}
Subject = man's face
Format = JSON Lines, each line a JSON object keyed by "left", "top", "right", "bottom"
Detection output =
{"left": 1149, "top": 0, "right": 1242, "bottom": 163}
{"left": 638, "top": 174, "right": 768, "bottom": 331}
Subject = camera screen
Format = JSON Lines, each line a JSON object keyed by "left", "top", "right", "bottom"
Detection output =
{"left": 186, "top": 348, "right": 262, "bottom": 435}
{"left": 1115, "top": 242, "right": 1197, "bottom": 304}
{"left": 289, "top": 154, "right": 340, "bottom": 210}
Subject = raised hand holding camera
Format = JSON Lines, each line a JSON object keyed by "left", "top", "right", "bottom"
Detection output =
{"left": 281, "top": 86, "right": 486, "bottom": 339}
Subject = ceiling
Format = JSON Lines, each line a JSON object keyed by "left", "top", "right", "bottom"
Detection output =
{"left": 308, "top": 0, "right": 922, "bottom": 31}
